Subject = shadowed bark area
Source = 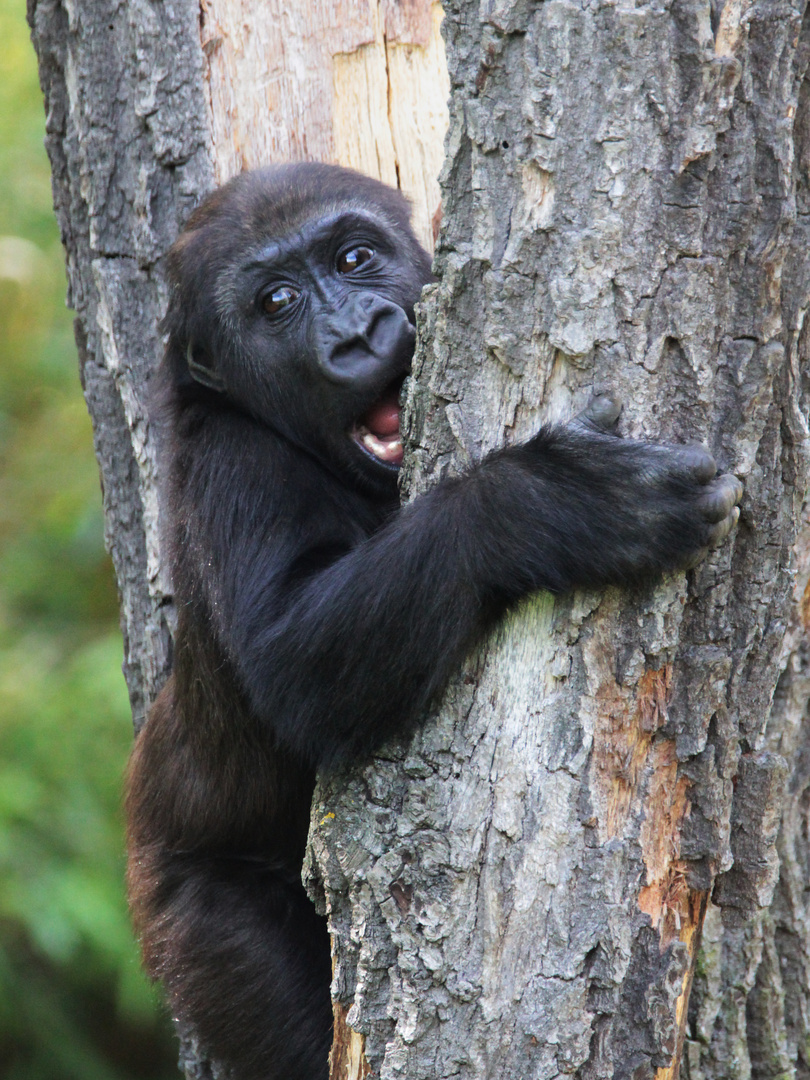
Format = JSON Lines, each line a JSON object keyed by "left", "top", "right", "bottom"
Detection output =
{"left": 27, "top": 0, "right": 214, "bottom": 729}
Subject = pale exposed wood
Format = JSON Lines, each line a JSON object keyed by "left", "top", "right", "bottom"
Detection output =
{"left": 200, "top": 0, "right": 449, "bottom": 250}
{"left": 384, "top": 5, "right": 449, "bottom": 251}
{"left": 329, "top": 1003, "right": 371, "bottom": 1080}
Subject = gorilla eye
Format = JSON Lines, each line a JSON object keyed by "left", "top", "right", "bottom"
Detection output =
{"left": 262, "top": 286, "right": 299, "bottom": 316}
{"left": 337, "top": 246, "right": 374, "bottom": 274}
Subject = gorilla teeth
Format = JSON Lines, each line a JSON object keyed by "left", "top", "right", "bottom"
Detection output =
{"left": 359, "top": 429, "right": 403, "bottom": 465}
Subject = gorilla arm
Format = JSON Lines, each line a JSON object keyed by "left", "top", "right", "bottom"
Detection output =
{"left": 177, "top": 402, "right": 742, "bottom": 769}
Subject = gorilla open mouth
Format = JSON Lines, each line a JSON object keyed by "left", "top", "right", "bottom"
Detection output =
{"left": 351, "top": 381, "right": 404, "bottom": 467}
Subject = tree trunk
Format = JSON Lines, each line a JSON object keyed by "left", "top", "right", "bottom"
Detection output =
{"left": 28, "top": 1, "right": 810, "bottom": 1079}
{"left": 308, "top": 3, "right": 810, "bottom": 1080}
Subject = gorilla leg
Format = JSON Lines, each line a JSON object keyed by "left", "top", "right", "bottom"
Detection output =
{"left": 144, "top": 853, "right": 332, "bottom": 1080}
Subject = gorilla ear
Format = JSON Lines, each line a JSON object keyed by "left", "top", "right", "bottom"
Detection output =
{"left": 186, "top": 342, "right": 226, "bottom": 393}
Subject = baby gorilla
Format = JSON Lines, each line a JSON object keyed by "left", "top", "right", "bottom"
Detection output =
{"left": 126, "top": 162, "right": 742, "bottom": 1080}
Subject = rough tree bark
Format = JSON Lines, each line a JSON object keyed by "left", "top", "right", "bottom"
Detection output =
{"left": 28, "top": 2, "right": 810, "bottom": 1080}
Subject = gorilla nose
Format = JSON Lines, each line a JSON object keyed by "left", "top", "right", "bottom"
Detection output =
{"left": 316, "top": 293, "right": 415, "bottom": 385}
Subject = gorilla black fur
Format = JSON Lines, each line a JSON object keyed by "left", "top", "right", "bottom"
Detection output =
{"left": 126, "top": 162, "right": 742, "bottom": 1080}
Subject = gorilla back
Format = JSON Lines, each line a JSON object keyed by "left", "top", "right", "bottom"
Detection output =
{"left": 125, "top": 162, "right": 742, "bottom": 1080}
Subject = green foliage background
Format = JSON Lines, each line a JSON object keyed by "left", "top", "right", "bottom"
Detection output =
{"left": 0, "top": 2, "right": 177, "bottom": 1076}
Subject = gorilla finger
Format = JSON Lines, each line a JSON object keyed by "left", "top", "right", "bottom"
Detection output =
{"left": 683, "top": 546, "right": 709, "bottom": 571}
{"left": 671, "top": 443, "right": 717, "bottom": 483}
{"left": 576, "top": 392, "right": 622, "bottom": 433}
{"left": 699, "top": 474, "right": 744, "bottom": 523}
{"left": 705, "top": 506, "right": 740, "bottom": 548}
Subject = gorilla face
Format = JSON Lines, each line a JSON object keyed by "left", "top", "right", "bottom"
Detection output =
{"left": 164, "top": 164, "right": 432, "bottom": 495}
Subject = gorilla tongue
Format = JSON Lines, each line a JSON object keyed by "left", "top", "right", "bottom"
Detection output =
{"left": 357, "top": 389, "right": 403, "bottom": 466}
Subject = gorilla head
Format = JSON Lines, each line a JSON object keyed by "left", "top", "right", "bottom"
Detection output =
{"left": 162, "top": 163, "right": 433, "bottom": 494}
